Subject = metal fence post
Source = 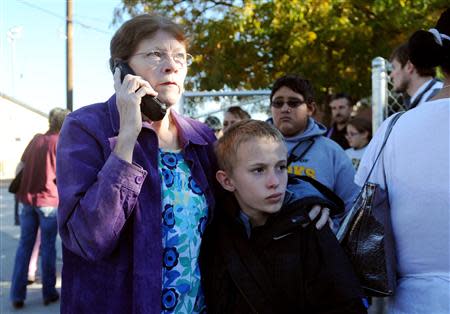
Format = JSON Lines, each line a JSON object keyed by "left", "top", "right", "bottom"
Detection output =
{"left": 371, "top": 57, "right": 389, "bottom": 133}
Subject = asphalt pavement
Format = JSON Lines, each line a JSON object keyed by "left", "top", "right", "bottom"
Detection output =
{"left": 0, "top": 182, "right": 61, "bottom": 314}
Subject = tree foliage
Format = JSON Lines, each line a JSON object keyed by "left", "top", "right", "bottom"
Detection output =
{"left": 114, "top": 0, "right": 448, "bottom": 105}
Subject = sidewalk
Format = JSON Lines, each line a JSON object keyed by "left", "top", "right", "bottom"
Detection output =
{"left": 0, "top": 183, "right": 61, "bottom": 314}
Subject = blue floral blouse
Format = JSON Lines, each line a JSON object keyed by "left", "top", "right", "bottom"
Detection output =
{"left": 159, "top": 149, "right": 208, "bottom": 313}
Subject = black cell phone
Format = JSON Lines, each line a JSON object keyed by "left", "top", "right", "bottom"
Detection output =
{"left": 113, "top": 61, "right": 167, "bottom": 121}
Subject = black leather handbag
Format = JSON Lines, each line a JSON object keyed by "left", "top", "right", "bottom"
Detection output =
{"left": 8, "top": 169, "right": 23, "bottom": 194}
{"left": 337, "top": 112, "right": 403, "bottom": 297}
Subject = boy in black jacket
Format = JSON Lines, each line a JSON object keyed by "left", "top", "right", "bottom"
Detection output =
{"left": 200, "top": 120, "right": 366, "bottom": 313}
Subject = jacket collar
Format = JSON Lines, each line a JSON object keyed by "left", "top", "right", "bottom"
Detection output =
{"left": 221, "top": 192, "right": 321, "bottom": 244}
{"left": 107, "top": 94, "right": 208, "bottom": 147}
{"left": 170, "top": 109, "right": 209, "bottom": 147}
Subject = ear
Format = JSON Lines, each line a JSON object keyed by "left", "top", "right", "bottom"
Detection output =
{"left": 405, "top": 60, "right": 416, "bottom": 74}
{"left": 362, "top": 130, "right": 370, "bottom": 140}
{"left": 216, "top": 170, "right": 236, "bottom": 192}
{"left": 306, "top": 102, "right": 316, "bottom": 116}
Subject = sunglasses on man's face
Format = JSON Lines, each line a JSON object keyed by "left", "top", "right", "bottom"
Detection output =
{"left": 271, "top": 99, "right": 306, "bottom": 109}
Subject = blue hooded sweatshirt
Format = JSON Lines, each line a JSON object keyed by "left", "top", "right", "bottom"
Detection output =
{"left": 269, "top": 117, "right": 358, "bottom": 213}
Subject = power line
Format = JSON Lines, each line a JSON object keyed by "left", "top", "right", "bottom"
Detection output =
{"left": 18, "top": 0, "right": 111, "bottom": 35}
{"left": 73, "top": 13, "right": 110, "bottom": 24}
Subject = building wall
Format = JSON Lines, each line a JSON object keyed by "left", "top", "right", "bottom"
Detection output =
{"left": 0, "top": 95, "right": 48, "bottom": 180}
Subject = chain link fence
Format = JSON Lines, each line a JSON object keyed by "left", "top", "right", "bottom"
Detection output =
{"left": 179, "top": 90, "right": 271, "bottom": 122}
{"left": 180, "top": 58, "right": 408, "bottom": 131}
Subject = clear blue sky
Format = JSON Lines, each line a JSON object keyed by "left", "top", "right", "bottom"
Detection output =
{"left": 1, "top": 0, "right": 130, "bottom": 114}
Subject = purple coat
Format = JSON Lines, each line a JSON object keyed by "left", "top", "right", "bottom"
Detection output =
{"left": 56, "top": 95, "right": 218, "bottom": 313}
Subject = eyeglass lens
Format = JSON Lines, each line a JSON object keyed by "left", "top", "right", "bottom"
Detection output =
{"left": 271, "top": 100, "right": 305, "bottom": 108}
{"left": 134, "top": 50, "right": 193, "bottom": 66}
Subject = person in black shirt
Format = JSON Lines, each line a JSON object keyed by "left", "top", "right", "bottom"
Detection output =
{"left": 326, "top": 93, "right": 353, "bottom": 149}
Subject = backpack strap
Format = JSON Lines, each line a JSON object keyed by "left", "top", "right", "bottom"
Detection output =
{"left": 287, "top": 135, "right": 345, "bottom": 216}
{"left": 287, "top": 137, "right": 316, "bottom": 165}
{"left": 291, "top": 175, "right": 345, "bottom": 215}
{"left": 425, "top": 87, "right": 441, "bottom": 101}
{"left": 298, "top": 176, "right": 345, "bottom": 214}
{"left": 408, "top": 78, "right": 438, "bottom": 109}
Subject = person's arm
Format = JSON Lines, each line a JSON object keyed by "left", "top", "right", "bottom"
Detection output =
{"left": 17, "top": 134, "right": 39, "bottom": 174}
{"left": 57, "top": 67, "right": 158, "bottom": 261}
{"left": 286, "top": 178, "right": 331, "bottom": 230}
{"left": 15, "top": 162, "right": 24, "bottom": 175}
{"left": 333, "top": 149, "right": 359, "bottom": 212}
{"left": 56, "top": 114, "right": 147, "bottom": 262}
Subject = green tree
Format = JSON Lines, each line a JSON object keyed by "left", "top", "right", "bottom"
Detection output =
{"left": 114, "top": 0, "right": 448, "bottom": 110}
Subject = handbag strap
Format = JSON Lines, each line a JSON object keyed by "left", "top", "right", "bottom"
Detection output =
{"left": 361, "top": 112, "right": 404, "bottom": 187}
{"left": 337, "top": 113, "right": 404, "bottom": 242}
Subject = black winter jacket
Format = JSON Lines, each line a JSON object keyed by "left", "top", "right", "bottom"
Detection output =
{"left": 200, "top": 194, "right": 367, "bottom": 314}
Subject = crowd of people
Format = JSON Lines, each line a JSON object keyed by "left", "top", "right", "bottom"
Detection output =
{"left": 8, "top": 7, "right": 450, "bottom": 314}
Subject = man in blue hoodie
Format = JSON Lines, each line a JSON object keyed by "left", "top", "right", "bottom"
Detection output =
{"left": 269, "top": 74, "right": 358, "bottom": 213}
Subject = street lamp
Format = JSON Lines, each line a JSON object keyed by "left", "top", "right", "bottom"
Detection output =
{"left": 7, "top": 26, "right": 23, "bottom": 97}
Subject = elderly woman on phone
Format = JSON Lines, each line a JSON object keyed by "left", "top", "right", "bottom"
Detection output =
{"left": 56, "top": 14, "right": 330, "bottom": 314}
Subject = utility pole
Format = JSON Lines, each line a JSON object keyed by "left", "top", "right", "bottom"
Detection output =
{"left": 7, "top": 26, "right": 23, "bottom": 98}
{"left": 66, "top": 0, "right": 73, "bottom": 111}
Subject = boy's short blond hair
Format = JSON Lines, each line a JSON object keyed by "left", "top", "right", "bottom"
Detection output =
{"left": 215, "top": 119, "right": 285, "bottom": 173}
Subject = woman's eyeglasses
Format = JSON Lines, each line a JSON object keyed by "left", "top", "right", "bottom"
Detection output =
{"left": 270, "top": 99, "right": 306, "bottom": 109}
{"left": 131, "top": 50, "right": 193, "bottom": 67}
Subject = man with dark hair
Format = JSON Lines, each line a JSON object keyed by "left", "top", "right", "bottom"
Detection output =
{"left": 390, "top": 42, "right": 442, "bottom": 109}
{"left": 10, "top": 107, "right": 70, "bottom": 309}
{"left": 326, "top": 93, "right": 353, "bottom": 149}
{"left": 269, "top": 74, "right": 358, "bottom": 216}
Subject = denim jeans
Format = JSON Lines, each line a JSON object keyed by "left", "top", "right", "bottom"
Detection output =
{"left": 10, "top": 203, "right": 59, "bottom": 302}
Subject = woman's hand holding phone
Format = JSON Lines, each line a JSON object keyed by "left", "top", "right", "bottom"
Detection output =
{"left": 113, "top": 67, "right": 157, "bottom": 163}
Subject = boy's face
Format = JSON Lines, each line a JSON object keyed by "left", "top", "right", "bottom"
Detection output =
{"left": 216, "top": 137, "right": 288, "bottom": 226}
{"left": 271, "top": 86, "right": 313, "bottom": 137}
